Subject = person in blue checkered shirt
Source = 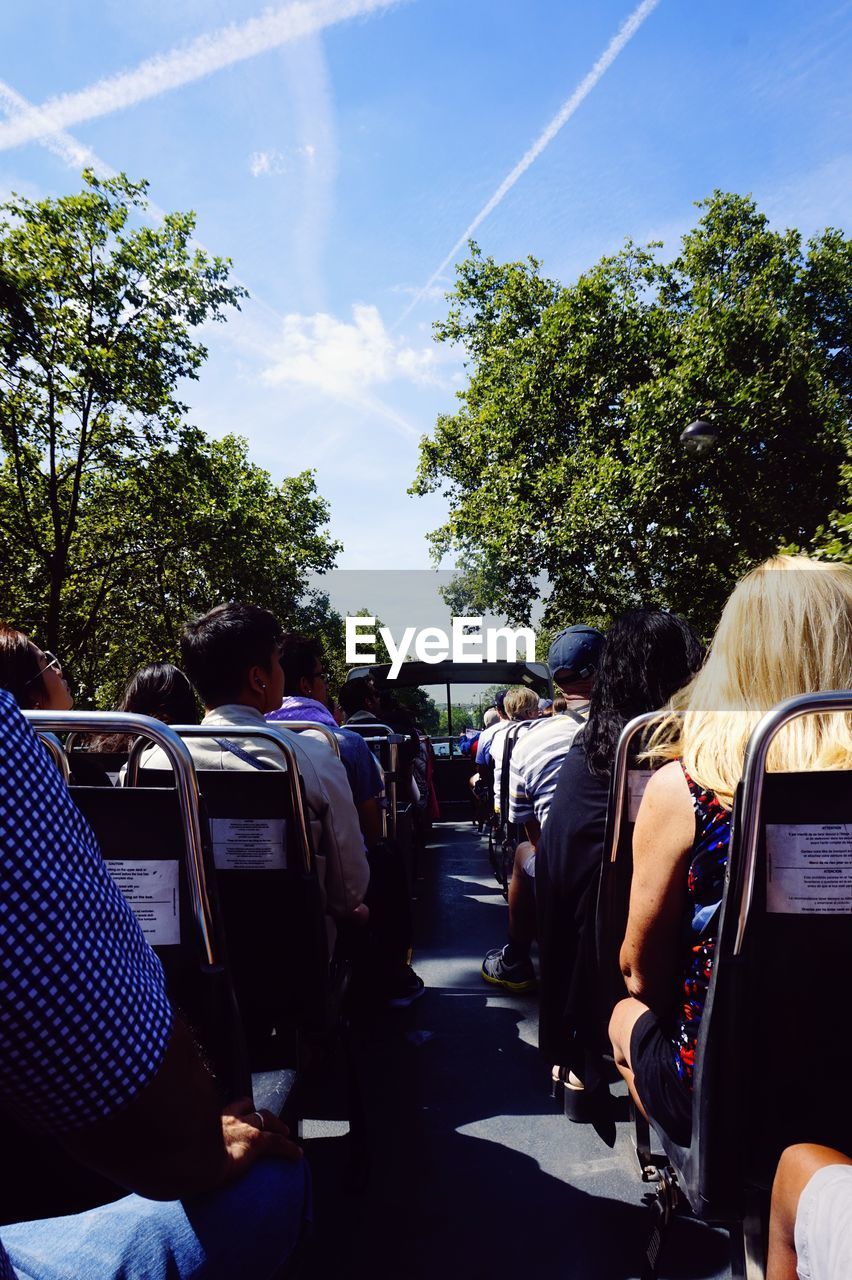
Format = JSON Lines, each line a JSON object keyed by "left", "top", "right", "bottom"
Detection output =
{"left": 0, "top": 686, "right": 307, "bottom": 1280}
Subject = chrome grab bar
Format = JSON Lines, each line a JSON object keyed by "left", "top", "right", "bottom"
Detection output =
{"left": 607, "top": 711, "right": 670, "bottom": 863}
{"left": 274, "top": 720, "right": 341, "bottom": 758}
{"left": 25, "top": 712, "right": 216, "bottom": 967}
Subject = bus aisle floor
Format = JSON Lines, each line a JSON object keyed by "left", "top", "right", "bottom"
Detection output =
{"left": 297, "top": 821, "right": 732, "bottom": 1280}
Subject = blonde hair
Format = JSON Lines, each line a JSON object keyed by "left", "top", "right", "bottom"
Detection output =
{"left": 646, "top": 556, "right": 852, "bottom": 807}
{"left": 503, "top": 685, "right": 540, "bottom": 721}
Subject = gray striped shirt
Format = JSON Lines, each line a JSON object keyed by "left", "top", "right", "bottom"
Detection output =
{"left": 507, "top": 707, "right": 588, "bottom": 829}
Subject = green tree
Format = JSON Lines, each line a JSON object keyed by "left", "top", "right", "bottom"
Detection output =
{"left": 392, "top": 686, "right": 441, "bottom": 734}
{"left": 0, "top": 172, "right": 343, "bottom": 702}
{"left": 805, "top": 463, "right": 852, "bottom": 566}
{"left": 0, "top": 170, "right": 244, "bottom": 661}
{"left": 436, "top": 703, "right": 475, "bottom": 736}
{"left": 412, "top": 195, "right": 852, "bottom": 636}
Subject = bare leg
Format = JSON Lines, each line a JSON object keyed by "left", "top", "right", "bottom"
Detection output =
{"left": 767, "top": 1144, "right": 852, "bottom": 1280}
{"left": 507, "top": 841, "right": 537, "bottom": 952}
{"left": 609, "top": 996, "right": 653, "bottom": 1122}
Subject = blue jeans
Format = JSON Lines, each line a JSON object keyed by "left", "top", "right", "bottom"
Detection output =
{"left": 2, "top": 1157, "right": 310, "bottom": 1280}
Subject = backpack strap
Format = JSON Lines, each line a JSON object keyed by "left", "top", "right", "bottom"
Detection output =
{"left": 213, "top": 736, "right": 277, "bottom": 772}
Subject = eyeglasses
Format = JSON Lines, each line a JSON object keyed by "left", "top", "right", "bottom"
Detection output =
{"left": 24, "top": 650, "right": 62, "bottom": 688}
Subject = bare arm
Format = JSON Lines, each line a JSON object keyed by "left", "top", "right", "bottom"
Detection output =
{"left": 620, "top": 761, "right": 695, "bottom": 1010}
{"left": 61, "top": 1019, "right": 300, "bottom": 1200}
{"left": 524, "top": 816, "right": 541, "bottom": 847}
{"left": 767, "top": 1144, "right": 852, "bottom": 1280}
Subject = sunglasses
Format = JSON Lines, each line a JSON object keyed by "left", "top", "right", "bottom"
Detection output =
{"left": 24, "top": 650, "right": 63, "bottom": 688}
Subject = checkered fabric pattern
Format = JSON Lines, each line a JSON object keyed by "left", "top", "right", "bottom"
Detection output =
{"left": 0, "top": 690, "right": 174, "bottom": 1276}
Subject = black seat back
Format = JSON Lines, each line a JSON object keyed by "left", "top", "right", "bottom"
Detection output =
{"left": 68, "top": 749, "right": 128, "bottom": 786}
{"left": 660, "top": 692, "right": 852, "bottom": 1222}
{"left": 343, "top": 722, "right": 401, "bottom": 839}
{"left": 596, "top": 712, "right": 667, "bottom": 1027}
{"left": 25, "top": 711, "right": 250, "bottom": 1101}
{"left": 133, "top": 724, "right": 334, "bottom": 1062}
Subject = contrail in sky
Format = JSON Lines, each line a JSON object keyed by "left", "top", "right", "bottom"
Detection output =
{"left": 0, "top": 62, "right": 419, "bottom": 441}
{"left": 0, "top": 80, "right": 115, "bottom": 175}
{"left": 398, "top": 0, "right": 663, "bottom": 323}
{"left": 0, "top": 0, "right": 400, "bottom": 153}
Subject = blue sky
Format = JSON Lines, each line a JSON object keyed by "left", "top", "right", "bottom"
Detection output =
{"left": 2, "top": 0, "right": 851, "bottom": 570}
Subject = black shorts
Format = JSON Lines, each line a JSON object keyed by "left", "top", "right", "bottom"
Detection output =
{"left": 630, "top": 1009, "right": 692, "bottom": 1148}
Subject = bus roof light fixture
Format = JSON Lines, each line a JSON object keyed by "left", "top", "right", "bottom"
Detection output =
{"left": 680, "top": 419, "right": 720, "bottom": 457}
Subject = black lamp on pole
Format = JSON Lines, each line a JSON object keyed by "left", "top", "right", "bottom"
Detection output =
{"left": 679, "top": 419, "right": 720, "bottom": 457}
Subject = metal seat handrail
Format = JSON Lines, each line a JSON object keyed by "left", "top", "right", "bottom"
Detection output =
{"left": 127, "top": 724, "right": 314, "bottom": 874}
{"left": 33, "top": 730, "right": 71, "bottom": 783}
{"left": 607, "top": 710, "right": 673, "bottom": 863}
{"left": 25, "top": 711, "right": 216, "bottom": 967}
{"left": 271, "top": 720, "right": 341, "bottom": 758}
{"left": 342, "top": 723, "right": 401, "bottom": 840}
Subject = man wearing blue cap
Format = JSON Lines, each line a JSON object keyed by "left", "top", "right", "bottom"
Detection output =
{"left": 481, "top": 625, "right": 604, "bottom": 992}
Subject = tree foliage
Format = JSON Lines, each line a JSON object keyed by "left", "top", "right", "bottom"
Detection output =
{"left": 412, "top": 194, "right": 852, "bottom": 636}
{"left": 0, "top": 172, "right": 341, "bottom": 702}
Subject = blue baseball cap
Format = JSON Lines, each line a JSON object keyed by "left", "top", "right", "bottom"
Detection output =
{"left": 547, "top": 625, "right": 605, "bottom": 682}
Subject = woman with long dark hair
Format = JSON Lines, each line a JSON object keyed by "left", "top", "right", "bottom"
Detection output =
{"left": 95, "top": 662, "right": 199, "bottom": 753}
{"left": 536, "top": 609, "right": 704, "bottom": 1107}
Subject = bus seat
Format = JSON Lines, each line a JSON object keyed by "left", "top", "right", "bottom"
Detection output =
{"left": 595, "top": 712, "right": 667, "bottom": 1038}
{"left": 641, "top": 692, "right": 852, "bottom": 1277}
{"left": 137, "top": 767, "right": 344, "bottom": 1061}
{"left": 70, "top": 783, "right": 252, "bottom": 1101}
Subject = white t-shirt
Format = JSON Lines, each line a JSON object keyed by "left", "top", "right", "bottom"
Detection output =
{"left": 795, "top": 1164, "right": 852, "bottom": 1280}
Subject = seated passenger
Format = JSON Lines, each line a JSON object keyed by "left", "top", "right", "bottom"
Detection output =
{"left": 610, "top": 557, "right": 852, "bottom": 1147}
{"left": 269, "top": 635, "right": 423, "bottom": 1007}
{"left": 768, "top": 1144, "right": 852, "bottom": 1280}
{"left": 96, "top": 661, "right": 199, "bottom": 755}
{"left": 508, "top": 625, "right": 605, "bottom": 844}
{"left": 481, "top": 631, "right": 602, "bottom": 993}
{"left": 536, "top": 611, "right": 702, "bottom": 1101}
{"left": 0, "top": 689, "right": 307, "bottom": 1280}
{"left": 339, "top": 674, "right": 382, "bottom": 724}
{"left": 476, "top": 686, "right": 538, "bottom": 778}
{"left": 473, "top": 691, "right": 509, "bottom": 766}
{"left": 0, "top": 623, "right": 73, "bottom": 711}
{"left": 140, "top": 603, "right": 370, "bottom": 939}
{"left": 269, "top": 632, "right": 385, "bottom": 846}
{"left": 469, "top": 706, "right": 500, "bottom": 829}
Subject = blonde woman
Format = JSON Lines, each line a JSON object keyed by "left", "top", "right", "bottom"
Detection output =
{"left": 609, "top": 556, "right": 852, "bottom": 1146}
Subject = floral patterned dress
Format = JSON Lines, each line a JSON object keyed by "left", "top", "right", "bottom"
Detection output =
{"left": 673, "top": 765, "right": 732, "bottom": 1087}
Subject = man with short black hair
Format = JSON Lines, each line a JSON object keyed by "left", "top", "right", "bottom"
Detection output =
{"left": 143, "top": 604, "right": 369, "bottom": 940}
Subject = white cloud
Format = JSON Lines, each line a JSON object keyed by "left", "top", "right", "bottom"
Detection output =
{"left": 249, "top": 148, "right": 288, "bottom": 176}
{"left": 262, "top": 304, "right": 440, "bottom": 403}
{"left": 0, "top": 0, "right": 401, "bottom": 153}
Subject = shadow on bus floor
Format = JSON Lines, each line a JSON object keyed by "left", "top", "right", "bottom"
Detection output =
{"left": 297, "top": 823, "right": 731, "bottom": 1280}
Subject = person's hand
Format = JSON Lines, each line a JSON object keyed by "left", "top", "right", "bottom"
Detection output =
{"left": 349, "top": 902, "right": 370, "bottom": 925}
{"left": 218, "top": 1097, "right": 302, "bottom": 1185}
